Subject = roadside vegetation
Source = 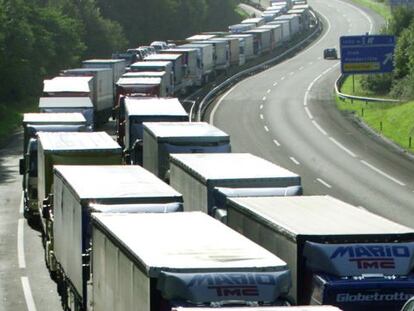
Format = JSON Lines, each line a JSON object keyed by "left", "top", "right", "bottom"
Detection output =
{"left": 338, "top": 0, "right": 414, "bottom": 151}
{"left": 0, "top": 0, "right": 243, "bottom": 144}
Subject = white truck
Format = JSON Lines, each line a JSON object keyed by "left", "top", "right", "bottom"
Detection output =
{"left": 226, "top": 195, "right": 414, "bottom": 310}
{"left": 91, "top": 212, "right": 292, "bottom": 310}
{"left": 143, "top": 122, "right": 231, "bottom": 181}
{"left": 59, "top": 68, "right": 114, "bottom": 125}
{"left": 244, "top": 28, "right": 273, "bottom": 54}
{"left": 259, "top": 24, "right": 283, "bottom": 49}
{"left": 38, "top": 97, "right": 94, "bottom": 128}
{"left": 178, "top": 43, "right": 214, "bottom": 84}
{"left": 228, "top": 23, "right": 255, "bottom": 33}
{"left": 274, "top": 15, "right": 301, "bottom": 36}
{"left": 214, "top": 37, "right": 240, "bottom": 67}
{"left": 116, "top": 77, "right": 167, "bottom": 98}
{"left": 169, "top": 153, "right": 302, "bottom": 220}
{"left": 52, "top": 165, "right": 183, "bottom": 311}
{"left": 268, "top": 20, "right": 291, "bottom": 42}
{"left": 226, "top": 34, "right": 255, "bottom": 61}
{"left": 123, "top": 98, "right": 188, "bottom": 164}
{"left": 129, "top": 61, "right": 174, "bottom": 94}
{"left": 19, "top": 113, "right": 88, "bottom": 220}
{"left": 241, "top": 18, "right": 266, "bottom": 27}
{"left": 121, "top": 71, "right": 172, "bottom": 96}
{"left": 192, "top": 39, "right": 230, "bottom": 72}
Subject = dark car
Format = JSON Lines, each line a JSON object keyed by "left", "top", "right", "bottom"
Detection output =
{"left": 324, "top": 48, "right": 338, "bottom": 59}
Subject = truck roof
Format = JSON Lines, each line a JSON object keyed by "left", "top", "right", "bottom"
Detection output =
{"left": 39, "top": 97, "right": 93, "bottom": 109}
{"left": 226, "top": 34, "right": 254, "bottom": 39}
{"left": 122, "top": 71, "right": 166, "bottom": 78}
{"left": 23, "top": 113, "right": 86, "bottom": 124}
{"left": 227, "top": 196, "right": 414, "bottom": 240}
{"left": 54, "top": 165, "right": 182, "bottom": 202}
{"left": 37, "top": 132, "right": 120, "bottom": 152}
{"left": 245, "top": 28, "right": 272, "bottom": 34}
{"left": 180, "top": 43, "right": 212, "bottom": 49}
{"left": 92, "top": 212, "right": 287, "bottom": 276}
{"left": 82, "top": 59, "right": 125, "bottom": 64}
{"left": 170, "top": 153, "right": 300, "bottom": 183}
{"left": 275, "top": 15, "right": 297, "bottom": 20}
{"left": 186, "top": 34, "right": 217, "bottom": 41}
{"left": 62, "top": 67, "right": 111, "bottom": 74}
{"left": 143, "top": 122, "right": 229, "bottom": 142}
{"left": 125, "top": 97, "right": 187, "bottom": 117}
{"left": 43, "top": 76, "right": 92, "bottom": 93}
{"left": 116, "top": 77, "right": 162, "bottom": 86}
{"left": 242, "top": 18, "right": 265, "bottom": 24}
{"left": 144, "top": 54, "right": 182, "bottom": 61}
{"left": 162, "top": 48, "right": 198, "bottom": 53}
{"left": 130, "top": 61, "right": 172, "bottom": 68}
{"left": 259, "top": 24, "right": 282, "bottom": 29}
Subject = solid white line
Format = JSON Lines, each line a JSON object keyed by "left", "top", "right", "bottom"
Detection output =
{"left": 329, "top": 137, "right": 357, "bottom": 158}
{"left": 262, "top": 96, "right": 267, "bottom": 101}
{"left": 264, "top": 125, "right": 269, "bottom": 132}
{"left": 260, "top": 114, "right": 264, "bottom": 120}
{"left": 209, "top": 84, "right": 237, "bottom": 124}
{"left": 267, "top": 89, "right": 271, "bottom": 94}
{"left": 360, "top": 160, "right": 406, "bottom": 186}
{"left": 312, "top": 120, "right": 328, "bottom": 136}
{"left": 20, "top": 192, "right": 24, "bottom": 215}
{"left": 18, "top": 218, "right": 26, "bottom": 269}
{"left": 273, "top": 139, "right": 280, "bottom": 147}
{"left": 21, "top": 277, "right": 37, "bottom": 311}
{"left": 317, "top": 178, "right": 332, "bottom": 189}
{"left": 290, "top": 157, "right": 300, "bottom": 165}
{"left": 259, "top": 104, "right": 263, "bottom": 110}
{"left": 305, "top": 106, "right": 313, "bottom": 119}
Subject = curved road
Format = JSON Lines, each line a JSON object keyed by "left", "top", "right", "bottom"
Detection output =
{"left": 210, "top": 0, "right": 414, "bottom": 227}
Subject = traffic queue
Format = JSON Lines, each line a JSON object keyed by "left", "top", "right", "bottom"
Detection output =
{"left": 17, "top": 0, "right": 414, "bottom": 310}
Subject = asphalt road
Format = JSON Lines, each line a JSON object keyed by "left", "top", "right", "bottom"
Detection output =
{"left": 210, "top": 0, "right": 414, "bottom": 228}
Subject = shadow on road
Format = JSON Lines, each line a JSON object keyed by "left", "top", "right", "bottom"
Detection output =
{"left": 0, "top": 130, "right": 23, "bottom": 185}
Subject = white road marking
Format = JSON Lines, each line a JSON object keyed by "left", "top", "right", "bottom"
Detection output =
{"left": 309, "top": 61, "right": 313, "bottom": 65}
{"left": 21, "top": 277, "right": 37, "bottom": 311}
{"left": 312, "top": 120, "right": 328, "bottom": 136}
{"left": 259, "top": 104, "right": 263, "bottom": 110}
{"left": 264, "top": 125, "right": 269, "bottom": 132}
{"left": 260, "top": 114, "right": 264, "bottom": 120}
{"left": 317, "top": 178, "right": 332, "bottom": 189}
{"left": 305, "top": 106, "right": 313, "bottom": 119}
{"left": 273, "top": 82, "right": 278, "bottom": 86}
{"left": 281, "top": 76, "right": 285, "bottom": 80}
{"left": 358, "top": 205, "right": 368, "bottom": 211}
{"left": 290, "top": 157, "right": 300, "bottom": 165}
{"left": 329, "top": 137, "right": 357, "bottom": 158}
{"left": 209, "top": 84, "right": 237, "bottom": 124}
{"left": 317, "top": 56, "right": 322, "bottom": 60}
{"left": 273, "top": 139, "right": 280, "bottom": 146}
{"left": 18, "top": 218, "right": 26, "bottom": 269}
{"left": 20, "top": 192, "right": 24, "bottom": 215}
{"left": 299, "top": 66, "right": 304, "bottom": 70}
{"left": 289, "top": 71, "right": 295, "bottom": 75}
{"left": 360, "top": 160, "right": 406, "bottom": 186}
{"left": 262, "top": 96, "right": 267, "bottom": 101}
{"left": 267, "top": 89, "right": 271, "bottom": 94}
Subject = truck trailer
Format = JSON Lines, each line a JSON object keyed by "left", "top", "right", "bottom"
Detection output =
{"left": 19, "top": 113, "right": 88, "bottom": 220}
{"left": 52, "top": 165, "right": 183, "bottom": 311}
{"left": 226, "top": 34, "right": 255, "bottom": 61}
{"left": 267, "top": 20, "right": 291, "bottom": 42}
{"left": 169, "top": 153, "right": 302, "bottom": 219}
{"left": 226, "top": 195, "right": 414, "bottom": 310}
{"left": 143, "top": 122, "right": 231, "bottom": 181}
{"left": 129, "top": 61, "right": 174, "bottom": 95}
{"left": 91, "top": 212, "right": 291, "bottom": 310}
{"left": 173, "top": 307, "right": 343, "bottom": 311}
{"left": 178, "top": 43, "right": 214, "bottom": 83}
{"left": 123, "top": 97, "right": 188, "bottom": 164}
{"left": 38, "top": 97, "right": 94, "bottom": 128}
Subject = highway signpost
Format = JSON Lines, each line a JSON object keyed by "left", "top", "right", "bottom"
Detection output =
{"left": 340, "top": 35, "right": 396, "bottom": 75}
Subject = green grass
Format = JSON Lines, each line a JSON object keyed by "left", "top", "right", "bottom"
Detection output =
{"left": 349, "top": 0, "right": 391, "bottom": 21}
{"left": 341, "top": 75, "right": 394, "bottom": 99}
{"left": 0, "top": 98, "right": 38, "bottom": 145}
{"left": 235, "top": 6, "right": 251, "bottom": 20}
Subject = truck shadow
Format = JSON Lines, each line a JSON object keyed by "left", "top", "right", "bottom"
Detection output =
{"left": 0, "top": 131, "right": 23, "bottom": 184}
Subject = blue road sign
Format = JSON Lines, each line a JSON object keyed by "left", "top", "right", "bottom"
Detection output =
{"left": 340, "top": 35, "right": 396, "bottom": 74}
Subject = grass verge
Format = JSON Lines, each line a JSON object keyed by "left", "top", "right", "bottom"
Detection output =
{"left": 349, "top": 0, "right": 391, "bottom": 21}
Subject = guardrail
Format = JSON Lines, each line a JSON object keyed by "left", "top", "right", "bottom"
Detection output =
{"left": 195, "top": 10, "right": 323, "bottom": 121}
{"left": 335, "top": 74, "right": 401, "bottom": 103}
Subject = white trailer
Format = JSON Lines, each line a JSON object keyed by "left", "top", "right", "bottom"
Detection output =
{"left": 91, "top": 212, "right": 291, "bottom": 310}
{"left": 268, "top": 20, "right": 291, "bottom": 42}
{"left": 116, "top": 77, "right": 167, "bottom": 98}
{"left": 227, "top": 34, "right": 255, "bottom": 60}
{"left": 159, "top": 48, "right": 202, "bottom": 88}
{"left": 186, "top": 34, "right": 217, "bottom": 41}
{"left": 228, "top": 23, "right": 255, "bottom": 33}
{"left": 244, "top": 28, "right": 273, "bottom": 54}
{"left": 288, "top": 8, "right": 311, "bottom": 30}
{"left": 124, "top": 98, "right": 188, "bottom": 165}
{"left": 59, "top": 68, "right": 114, "bottom": 124}
{"left": 213, "top": 37, "right": 240, "bottom": 66}
{"left": 143, "top": 122, "right": 231, "bottom": 181}
{"left": 169, "top": 153, "right": 302, "bottom": 218}
{"left": 226, "top": 196, "right": 414, "bottom": 309}
{"left": 129, "top": 61, "right": 174, "bottom": 94}
{"left": 120, "top": 71, "right": 171, "bottom": 96}
{"left": 259, "top": 24, "right": 283, "bottom": 49}
{"left": 178, "top": 43, "right": 214, "bottom": 83}
{"left": 274, "top": 15, "right": 301, "bottom": 36}
{"left": 241, "top": 17, "right": 266, "bottom": 27}
{"left": 38, "top": 97, "right": 94, "bottom": 128}
{"left": 193, "top": 39, "right": 230, "bottom": 71}
{"left": 53, "top": 165, "right": 183, "bottom": 311}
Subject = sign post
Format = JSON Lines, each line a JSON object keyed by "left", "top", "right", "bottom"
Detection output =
{"left": 340, "top": 35, "right": 396, "bottom": 75}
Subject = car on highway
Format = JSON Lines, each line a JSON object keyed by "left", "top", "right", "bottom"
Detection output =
{"left": 323, "top": 48, "right": 338, "bottom": 59}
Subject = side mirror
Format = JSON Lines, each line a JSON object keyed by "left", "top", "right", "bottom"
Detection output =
{"left": 19, "top": 158, "right": 25, "bottom": 175}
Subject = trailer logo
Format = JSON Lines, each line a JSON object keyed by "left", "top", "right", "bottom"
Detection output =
{"left": 336, "top": 292, "right": 414, "bottom": 303}
{"left": 330, "top": 245, "right": 410, "bottom": 269}
{"left": 188, "top": 273, "right": 276, "bottom": 297}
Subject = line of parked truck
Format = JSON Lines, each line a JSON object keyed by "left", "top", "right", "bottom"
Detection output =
{"left": 17, "top": 0, "right": 414, "bottom": 310}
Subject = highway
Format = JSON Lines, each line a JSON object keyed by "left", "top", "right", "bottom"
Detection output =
{"left": 210, "top": 0, "right": 414, "bottom": 227}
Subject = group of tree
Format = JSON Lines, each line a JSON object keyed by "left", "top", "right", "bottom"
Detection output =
{"left": 0, "top": 0, "right": 241, "bottom": 116}
{"left": 360, "top": 7, "right": 414, "bottom": 99}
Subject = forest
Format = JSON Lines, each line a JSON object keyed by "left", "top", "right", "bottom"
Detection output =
{"left": 0, "top": 0, "right": 241, "bottom": 122}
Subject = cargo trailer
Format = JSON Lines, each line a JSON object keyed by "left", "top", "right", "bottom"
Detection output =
{"left": 52, "top": 165, "right": 183, "bottom": 311}
{"left": 227, "top": 34, "right": 255, "bottom": 60}
{"left": 173, "top": 307, "right": 343, "bottom": 311}
{"left": 91, "top": 212, "right": 291, "bottom": 310}
{"left": 178, "top": 43, "right": 214, "bottom": 83}
{"left": 259, "top": 24, "right": 283, "bottom": 49}
{"left": 186, "top": 34, "right": 217, "bottom": 41}
{"left": 169, "top": 153, "right": 302, "bottom": 219}
{"left": 213, "top": 37, "right": 240, "bottom": 66}
{"left": 143, "top": 122, "right": 231, "bottom": 181}
{"left": 244, "top": 28, "right": 273, "bottom": 54}
{"left": 192, "top": 40, "right": 230, "bottom": 71}
{"left": 129, "top": 61, "right": 174, "bottom": 95}
{"left": 274, "top": 15, "right": 301, "bottom": 36}
{"left": 228, "top": 23, "right": 255, "bottom": 33}
{"left": 241, "top": 18, "right": 266, "bottom": 27}
{"left": 268, "top": 20, "right": 291, "bottom": 42}
{"left": 226, "top": 196, "right": 414, "bottom": 310}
